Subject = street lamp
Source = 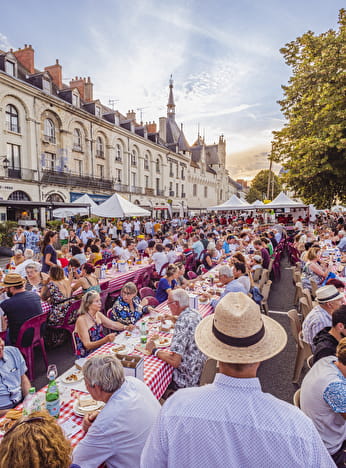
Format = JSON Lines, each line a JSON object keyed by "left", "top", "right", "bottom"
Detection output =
{"left": 0, "top": 157, "right": 10, "bottom": 170}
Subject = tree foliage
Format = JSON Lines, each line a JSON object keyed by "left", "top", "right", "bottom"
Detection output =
{"left": 246, "top": 169, "right": 282, "bottom": 203}
{"left": 271, "top": 9, "right": 346, "bottom": 209}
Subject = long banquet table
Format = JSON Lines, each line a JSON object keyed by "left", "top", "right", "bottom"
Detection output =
{"left": 41, "top": 263, "right": 154, "bottom": 314}
{"left": 0, "top": 296, "right": 213, "bottom": 448}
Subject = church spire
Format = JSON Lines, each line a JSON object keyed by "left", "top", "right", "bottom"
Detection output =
{"left": 167, "top": 74, "right": 175, "bottom": 119}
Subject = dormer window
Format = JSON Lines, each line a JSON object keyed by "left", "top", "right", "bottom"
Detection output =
{"left": 5, "top": 60, "right": 15, "bottom": 76}
{"left": 72, "top": 93, "right": 80, "bottom": 107}
{"left": 95, "top": 106, "right": 101, "bottom": 118}
{"left": 42, "top": 78, "right": 51, "bottom": 94}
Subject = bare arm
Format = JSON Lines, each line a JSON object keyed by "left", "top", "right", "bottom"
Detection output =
{"left": 21, "top": 374, "right": 31, "bottom": 398}
{"left": 75, "top": 316, "right": 115, "bottom": 351}
{"left": 98, "top": 312, "right": 131, "bottom": 331}
{"left": 44, "top": 253, "right": 55, "bottom": 268}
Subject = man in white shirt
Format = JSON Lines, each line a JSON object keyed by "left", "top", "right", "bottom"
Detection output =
{"left": 150, "top": 244, "right": 168, "bottom": 274}
{"left": 59, "top": 223, "right": 69, "bottom": 245}
{"left": 302, "top": 285, "right": 344, "bottom": 350}
{"left": 123, "top": 221, "right": 132, "bottom": 234}
{"left": 145, "top": 220, "right": 153, "bottom": 235}
{"left": 73, "top": 355, "right": 160, "bottom": 468}
{"left": 79, "top": 224, "right": 94, "bottom": 245}
{"left": 133, "top": 219, "right": 141, "bottom": 236}
{"left": 141, "top": 293, "right": 334, "bottom": 468}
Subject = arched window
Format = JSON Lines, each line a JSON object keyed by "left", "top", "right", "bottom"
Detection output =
{"left": 44, "top": 119, "right": 55, "bottom": 143}
{"left": 144, "top": 153, "right": 149, "bottom": 170}
{"left": 156, "top": 158, "right": 160, "bottom": 173}
{"left": 73, "top": 129, "right": 82, "bottom": 151}
{"left": 131, "top": 149, "right": 137, "bottom": 166}
{"left": 96, "top": 137, "right": 104, "bottom": 158}
{"left": 8, "top": 190, "right": 30, "bottom": 201}
{"left": 115, "top": 144, "right": 122, "bottom": 162}
{"left": 6, "top": 104, "right": 19, "bottom": 133}
{"left": 46, "top": 193, "right": 64, "bottom": 203}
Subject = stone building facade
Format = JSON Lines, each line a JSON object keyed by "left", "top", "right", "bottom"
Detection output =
{"left": 0, "top": 44, "right": 235, "bottom": 224}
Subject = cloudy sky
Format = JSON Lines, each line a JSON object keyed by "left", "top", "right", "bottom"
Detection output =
{"left": 1, "top": 0, "right": 343, "bottom": 179}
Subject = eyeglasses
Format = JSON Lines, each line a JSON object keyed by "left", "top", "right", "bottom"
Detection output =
{"left": 4, "top": 416, "right": 44, "bottom": 437}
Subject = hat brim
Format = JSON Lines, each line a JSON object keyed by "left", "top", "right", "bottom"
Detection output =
{"left": 195, "top": 314, "right": 287, "bottom": 364}
{"left": 317, "top": 291, "right": 344, "bottom": 303}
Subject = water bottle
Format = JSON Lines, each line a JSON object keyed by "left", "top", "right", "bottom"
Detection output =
{"left": 22, "top": 387, "right": 35, "bottom": 416}
{"left": 46, "top": 372, "right": 60, "bottom": 418}
{"left": 336, "top": 250, "right": 341, "bottom": 263}
{"left": 140, "top": 321, "right": 147, "bottom": 344}
{"left": 112, "top": 259, "right": 116, "bottom": 271}
{"left": 101, "top": 264, "right": 106, "bottom": 279}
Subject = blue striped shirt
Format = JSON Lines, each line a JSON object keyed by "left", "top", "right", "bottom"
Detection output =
{"left": 141, "top": 373, "right": 334, "bottom": 468}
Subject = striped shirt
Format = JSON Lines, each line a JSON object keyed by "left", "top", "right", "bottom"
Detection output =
{"left": 302, "top": 304, "right": 332, "bottom": 350}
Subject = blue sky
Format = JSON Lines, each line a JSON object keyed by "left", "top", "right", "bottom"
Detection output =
{"left": 1, "top": 0, "right": 344, "bottom": 179}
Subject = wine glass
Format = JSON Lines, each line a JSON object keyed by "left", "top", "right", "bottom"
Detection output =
{"left": 47, "top": 364, "right": 58, "bottom": 380}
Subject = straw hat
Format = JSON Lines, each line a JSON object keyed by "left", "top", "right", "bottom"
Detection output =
{"left": 195, "top": 292, "right": 287, "bottom": 364}
{"left": 0, "top": 273, "right": 26, "bottom": 288}
{"left": 316, "top": 285, "right": 344, "bottom": 304}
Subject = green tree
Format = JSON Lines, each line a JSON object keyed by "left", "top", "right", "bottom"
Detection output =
{"left": 246, "top": 169, "right": 282, "bottom": 203}
{"left": 271, "top": 9, "right": 346, "bottom": 209}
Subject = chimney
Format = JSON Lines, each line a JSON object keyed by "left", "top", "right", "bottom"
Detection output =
{"left": 84, "top": 76, "right": 93, "bottom": 102}
{"left": 69, "top": 76, "right": 85, "bottom": 100}
{"left": 146, "top": 121, "right": 157, "bottom": 133}
{"left": 126, "top": 109, "right": 136, "bottom": 121}
{"left": 159, "top": 117, "right": 167, "bottom": 141}
{"left": 44, "top": 59, "right": 62, "bottom": 89}
{"left": 14, "top": 44, "right": 35, "bottom": 74}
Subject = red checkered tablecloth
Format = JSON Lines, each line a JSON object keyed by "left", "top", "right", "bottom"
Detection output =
{"left": 40, "top": 263, "right": 154, "bottom": 315}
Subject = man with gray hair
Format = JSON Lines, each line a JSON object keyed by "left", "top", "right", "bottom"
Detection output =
{"left": 146, "top": 288, "right": 206, "bottom": 392}
{"left": 73, "top": 354, "right": 160, "bottom": 468}
{"left": 209, "top": 265, "right": 247, "bottom": 308}
{"left": 14, "top": 249, "right": 41, "bottom": 277}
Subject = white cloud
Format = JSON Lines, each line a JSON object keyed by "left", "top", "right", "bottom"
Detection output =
{"left": 0, "top": 33, "right": 13, "bottom": 51}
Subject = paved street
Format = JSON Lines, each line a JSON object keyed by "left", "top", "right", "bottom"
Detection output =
{"left": 1, "top": 254, "right": 302, "bottom": 404}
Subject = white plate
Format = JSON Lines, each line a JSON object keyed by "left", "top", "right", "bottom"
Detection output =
{"left": 110, "top": 344, "right": 134, "bottom": 355}
{"left": 61, "top": 371, "right": 83, "bottom": 384}
{"left": 155, "top": 336, "right": 172, "bottom": 348}
{"left": 73, "top": 399, "right": 104, "bottom": 417}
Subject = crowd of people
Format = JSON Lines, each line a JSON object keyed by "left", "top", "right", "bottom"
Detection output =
{"left": 0, "top": 211, "right": 345, "bottom": 466}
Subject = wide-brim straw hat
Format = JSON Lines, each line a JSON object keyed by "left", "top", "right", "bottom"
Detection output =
{"left": 316, "top": 285, "right": 344, "bottom": 303}
{"left": 0, "top": 273, "right": 26, "bottom": 288}
{"left": 195, "top": 292, "right": 287, "bottom": 364}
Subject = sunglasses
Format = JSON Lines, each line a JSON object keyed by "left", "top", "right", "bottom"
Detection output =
{"left": 4, "top": 416, "right": 44, "bottom": 437}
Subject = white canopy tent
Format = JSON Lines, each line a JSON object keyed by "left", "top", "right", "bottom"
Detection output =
{"left": 251, "top": 200, "right": 265, "bottom": 208}
{"left": 53, "top": 194, "right": 97, "bottom": 218}
{"left": 208, "top": 194, "right": 251, "bottom": 211}
{"left": 92, "top": 193, "right": 150, "bottom": 218}
{"left": 264, "top": 192, "right": 306, "bottom": 209}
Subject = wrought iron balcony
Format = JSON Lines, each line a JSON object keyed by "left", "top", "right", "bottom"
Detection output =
{"left": 114, "top": 183, "right": 129, "bottom": 193}
{"left": 130, "top": 186, "right": 143, "bottom": 195}
{"left": 6, "top": 167, "right": 38, "bottom": 181}
{"left": 156, "top": 189, "right": 165, "bottom": 196}
{"left": 41, "top": 169, "right": 113, "bottom": 190}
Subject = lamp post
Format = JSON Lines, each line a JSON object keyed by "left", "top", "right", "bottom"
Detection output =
{"left": 0, "top": 157, "right": 10, "bottom": 170}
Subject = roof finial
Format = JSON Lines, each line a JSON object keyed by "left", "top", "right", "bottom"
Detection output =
{"left": 167, "top": 75, "right": 175, "bottom": 119}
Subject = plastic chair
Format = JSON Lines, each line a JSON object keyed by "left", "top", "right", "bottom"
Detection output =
{"left": 293, "top": 389, "right": 301, "bottom": 408}
{"left": 258, "top": 269, "right": 269, "bottom": 292}
{"left": 0, "top": 331, "right": 6, "bottom": 341}
{"left": 143, "top": 296, "right": 159, "bottom": 308}
{"left": 299, "top": 297, "right": 311, "bottom": 320}
{"left": 15, "top": 312, "right": 48, "bottom": 381}
{"left": 47, "top": 299, "right": 81, "bottom": 350}
{"left": 287, "top": 309, "right": 311, "bottom": 383}
{"left": 100, "top": 280, "right": 110, "bottom": 291}
{"left": 310, "top": 279, "right": 318, "bottom": 299}
{"left": 199, "top": 358, "right": 217, "bottom": 386}
{"left": 184, "top": 254, "right": 196, "bottom": 273}
{"left": 252, "top": 267, "right": 263, "bottom": 283}
{"left": 260, "top": 280, "right": 272, "bottom": 315}
{"left": 187, "top": 271, "right": 198, "bottom": 280}
{"left": 139, "top": 287, "right": 155, "bottom": 299}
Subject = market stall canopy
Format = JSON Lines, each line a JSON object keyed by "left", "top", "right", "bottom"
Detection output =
{"left": 53, "top": 194, "right": 97, "bottom": 218}
{"left": 251, "top": 200, "right": 265, "bottom": 208}
{"left": 264, "top": 192, "right": 306, "bottom": 209}
{"left": 331, "top": 205, "right": 346, "bottom": 213}
{"left": 91, "top": 193, "right": 150, "bottom": 218}
{"left": 208, "top": 194, "right": 251, "bottom": 211}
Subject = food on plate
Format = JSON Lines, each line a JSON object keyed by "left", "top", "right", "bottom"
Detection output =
{"left": 147, "top": 316, "right": 157, "bottom": 323}
{"left": 160, "top": 322, "right": 172, "bottom": 332}
{"left": 78, "top": 395, "right": 97, "bottom": 408}
{"left": 65, "top": 372, "right": 81, "bottom": 382}
{"left": 159, "top": 337, "right": 169, "bottom": 345}
{"left": 125, "top": 330, "right": 132, "bottom": 337}
{"left": 111, "top": 344, "right": 126, "bottom": 353}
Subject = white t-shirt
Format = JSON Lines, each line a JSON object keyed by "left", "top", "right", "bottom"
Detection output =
{"left": 59, "top": 227, "right": 68, "bottom": 240}
{"left": 134, "top": 221, "right": 141, "bottom": 231}
{"left": 152, "top": 252, "right": 168, "bottom": 273}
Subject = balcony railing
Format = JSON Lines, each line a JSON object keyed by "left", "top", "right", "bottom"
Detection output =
{"left": 130, "top": 186, "right": 143, "bottom": 195}
{"left": 6, "top": 167, "right": 38, "bottom": 181}
{"left": 145, "top": 188, "right": 155, "bottom": 196}
{"left": 43, "top": 134, "right": 56, "bottom": 144}
{"left": 41, "top": 169, "right": 113, "bottom": 190}
{"left": 156, "top": 189, "right": 165, "bottom": 196}
{"left": 6, "top": 122, "right": 20, "bottom": 133}
{"left": 114, "top": 183, "right": 129, "bottom": 193}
